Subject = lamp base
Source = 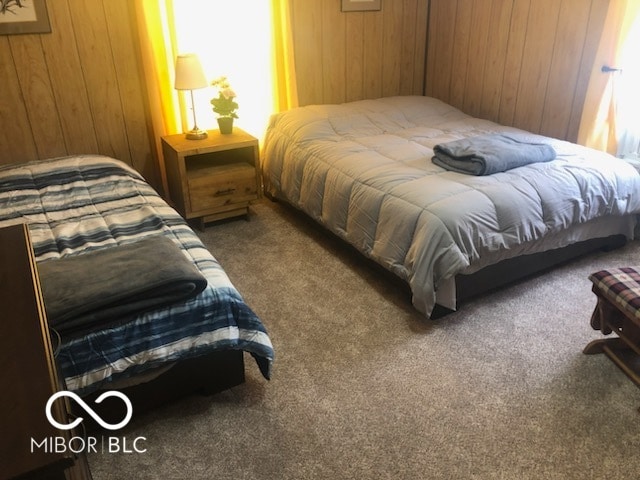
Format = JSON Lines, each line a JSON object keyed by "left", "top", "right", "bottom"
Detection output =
{"left": 185, "top": 128, "right": 208, "bottom": 140}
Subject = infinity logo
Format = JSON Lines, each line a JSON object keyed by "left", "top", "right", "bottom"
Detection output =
{"left": 46, "top": 391, "right": 133, "bottom": 431}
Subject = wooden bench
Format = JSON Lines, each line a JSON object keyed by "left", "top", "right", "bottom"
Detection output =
{"left": 584, "top": 267, "right": 640, "bottom": 390}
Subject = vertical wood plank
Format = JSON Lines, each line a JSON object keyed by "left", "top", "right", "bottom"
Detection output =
{"left": 40, "top": 0, "right": 99, "bottom": 156}
{"left": 423, "top": 0, "right": 606, "bottom": 140}
{"left": 0, "top": 2, "right": 155, "bottom": 181}
{"left": 479, "top": 0, "right": 513, "bottom": 120}
{"left": 567, "top": 0, "right": 611, "bottom": 143}
{"left": 290, "top": 0, "right": 428, "bottom": 105}
{"left": 424, "top": 0, "right": 439, "bottom": 97}
{"left": 512, "top": 0, "right": 561, "bottom": 132}
{"left": 449, "top": 0, "right": 473, "bottom": 110}
{"left": 345, "top": 12, "right": 365, "bottom": 102}
{"left": 399, "top": 0, "right": 418, "bottom": 95}
{"left": 413, "top": 0, "right": 429, "bottom": 95}
{"left": 539, "top": 0, "right": 591, "bottom": 139}
{"left": 462, "top": 0, "right": 493, "bottom": 116}
{"left": 381, "top": 0, "right": 404, "bottom": 97}
{"left": 498, "top": 0, "right": 530, "bottom": 126}
{"left": 8, "top": 35, "right": 67, "bottom": 160}
{"left": 322, "top": 0, "right": 346, "bottom": 104}
{"left": 103, "top": 0, "right": 156, "bottom": 184}
{"left": 0, "top": 37, "right": 37, "bottom": 164}
{"left": 67, "top": 0, "right": 131, "bottom": 164}
{"left": 430, "top": 0, "right": 458, "bottom": 103}
{"left": 363, "top": 10, "right": 384, "bottom": 99}
{"left": 291, "top": 0, "right": 324, "bottom": 106}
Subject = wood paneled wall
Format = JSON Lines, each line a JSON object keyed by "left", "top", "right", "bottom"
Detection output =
{"left": 0, "top": 0, "right": 158, "bottom": 189}
{"left": 2, "top": 0, "right": 609, "bottom": 190}
{"left": 425, "top": 0, "right": 609, "bottom": 142}
{"left": 290, "top": 0, "right": 429, "bottom": 106}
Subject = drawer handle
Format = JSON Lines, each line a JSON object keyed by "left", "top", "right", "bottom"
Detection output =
{"left": 214, "top": 188, "right": 236, "bottom": 196}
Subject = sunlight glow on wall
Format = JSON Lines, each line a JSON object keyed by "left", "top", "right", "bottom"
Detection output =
{"left": 173, "top": 1, "right": 273, "bottom": 139}
{"left": 616, "top": 14, "right": 640, "bottom": 157}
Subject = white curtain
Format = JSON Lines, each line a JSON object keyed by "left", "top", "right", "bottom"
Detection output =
{"left": 616, "top": 14, "right": 640, "bottom": 160}
{"left": 578, "top": 0, "right": 640, "bottom": 156}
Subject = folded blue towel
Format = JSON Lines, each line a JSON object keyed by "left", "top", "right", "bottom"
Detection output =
{"left": 432, "top": 133, "right": 556, "bottom": 175}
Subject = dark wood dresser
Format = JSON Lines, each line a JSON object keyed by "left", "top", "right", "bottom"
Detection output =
{"left": 0, "top": 223, "right": 92, "bottom": 480}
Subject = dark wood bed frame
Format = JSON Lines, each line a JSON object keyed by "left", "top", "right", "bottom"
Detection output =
{"left": 271, "top": 195, "right": 628, "bottom": 320}
{"left": 75, "top": 349, "right": 245, "bottom": 430}
{"left": 431, "top": 233, "right": 627, "bottom": 318}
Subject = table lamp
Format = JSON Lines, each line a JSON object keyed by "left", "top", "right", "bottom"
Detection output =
{"left": 174, "top": 53, "right": 208, "bottom": 140}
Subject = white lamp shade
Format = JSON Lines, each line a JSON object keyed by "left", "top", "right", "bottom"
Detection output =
{"left": 174, "top": 53, "right": 207, "bottom": 90}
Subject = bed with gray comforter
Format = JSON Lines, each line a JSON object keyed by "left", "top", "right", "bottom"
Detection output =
{"left": 261, "top": 96, "right": 640, "bottom": 318}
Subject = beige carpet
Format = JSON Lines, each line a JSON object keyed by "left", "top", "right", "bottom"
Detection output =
{"left": 88, "top": 199, "right": 640, "bottom": 479}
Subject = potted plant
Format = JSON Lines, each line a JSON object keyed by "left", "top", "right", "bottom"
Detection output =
{"left": 210, "top": 76, "right": 238, "bottom": 134}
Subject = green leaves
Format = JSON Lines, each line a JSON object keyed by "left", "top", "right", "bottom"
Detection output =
{"left": 210, "top": 76, "right": 239, "bottom": 118}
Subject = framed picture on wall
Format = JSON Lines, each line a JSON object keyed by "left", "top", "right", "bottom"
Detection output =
{"left": 341, "top": 0, "right": 382, "bottom": 12}
{"left": 0, "top": 0, "right": 51, "bottom": 35}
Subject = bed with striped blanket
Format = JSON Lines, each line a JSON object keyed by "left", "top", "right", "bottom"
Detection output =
{"left": 0, "top": 155, "right": 273, "bottom": 396}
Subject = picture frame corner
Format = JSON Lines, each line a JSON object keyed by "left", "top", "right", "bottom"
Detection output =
{"left": 0, "top": 0, "right": 52, "bottom": 36}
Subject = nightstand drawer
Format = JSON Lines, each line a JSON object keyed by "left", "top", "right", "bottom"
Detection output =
{"left": 188, "top": 163, "right": 258, "bottom": 212}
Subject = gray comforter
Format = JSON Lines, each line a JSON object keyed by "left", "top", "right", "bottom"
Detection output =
{"left": 261, "top": 96, "right": 640, "bottom": 317}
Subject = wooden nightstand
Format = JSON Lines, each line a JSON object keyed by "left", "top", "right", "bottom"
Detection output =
{"left": 161, "top": 128, "right": 261, "bottom": 228}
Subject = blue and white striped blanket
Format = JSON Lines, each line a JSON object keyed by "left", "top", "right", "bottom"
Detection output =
{"left": 0, "top": 155, "right": 273, "bottom": 395}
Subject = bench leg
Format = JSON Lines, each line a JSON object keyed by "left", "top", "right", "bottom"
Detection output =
{"left": 584, "top": 313, "right": 640, "bottom": 389}
{"left": 584, "top": 337, "right": 631, "bottom": 355}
